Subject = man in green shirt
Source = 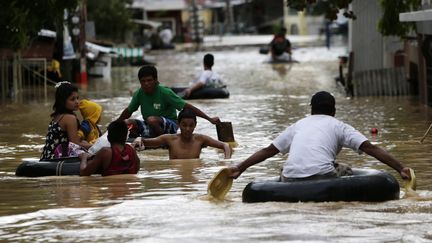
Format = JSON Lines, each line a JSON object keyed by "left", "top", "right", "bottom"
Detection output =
{"left": 117, "top": 65, "right": 220, "bottom": 137}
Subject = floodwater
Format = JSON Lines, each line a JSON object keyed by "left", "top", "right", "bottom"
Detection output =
{"left": 1, "top": 46, "right": 432, "bottom": 242}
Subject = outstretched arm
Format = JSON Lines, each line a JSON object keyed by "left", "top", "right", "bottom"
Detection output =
{"left": 133, "top": 134, "right": 170, "bottom": 150}
{"left": 183, "top": 103, "right": 220, "bottom": 125}
{"left": 359, "top": 141, "right": 411, "bottom": 180}
{"left": 63, "top": 114, "right": 92, "bottom": 149}
{"left": 229, "top": 144, "right": 280, "bottom": 179}
{"left": 183, "top": 82, "right": 205, "bottom": 98}
{"left": 202, "top": 135, "right": 232, "bottom": 159}
{"left": 79, "top": 148, "right": 110, "bottom": 176}
{"left": 222, "top": 142, "right": 232, "bottom": 159}
{"left": 117, "top": 108, "right": 132, "bottom": 121}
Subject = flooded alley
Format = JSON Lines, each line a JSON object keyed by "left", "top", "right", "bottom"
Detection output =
{"left": 1, "top": 46, "right": 432, "bottom": 242}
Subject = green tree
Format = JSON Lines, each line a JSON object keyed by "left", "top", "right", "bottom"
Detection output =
{"left": 378, "top": 0, "right": 421, "bottom": 38}
{"left": 87, "top": 0, "right": 133, "bottom": 42}
{"left": 287, "top": 0, "right": 422, "bottom": 39}
{"left": 287, "top": 0, "right": 355, "bottom": 20}
{"left": 0, "top": 0, "right": 78, "bottom": 50}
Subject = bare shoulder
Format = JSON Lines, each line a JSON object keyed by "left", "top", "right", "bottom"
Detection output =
{"left": 162, "top": 134, "right": 176, "bottom": 138}
{"left": 99, "top": 147, "right": 111, "bottom": 152}
{"left": 61, "top": 114, "right": 78, "bottom": 124}
{"left": 156, "top": 134, "right": 178, "bottom": 146}
{"left": 160, "top": 134, "right": 177, "bottom": 141}
{"left": 62, "top": 113, "right": 77, "bottom": 120}
{"left": 57, "top": 113, "right": 78, "bottom": 128}
{"left": 194, "top": 133, "right": 216, "bottom": 143}
{"left": 96, "top": 147, "right": 112, "bottom": 161}
{"left": 96, "top": 147, "right": 110, "bottom": 154}
{"left": 193, "top": 133, "right": 207, "bottom": 139}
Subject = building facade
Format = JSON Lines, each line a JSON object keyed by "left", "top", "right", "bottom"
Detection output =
{"left": 400, "top": 0, "right": 432, "bottom": 106}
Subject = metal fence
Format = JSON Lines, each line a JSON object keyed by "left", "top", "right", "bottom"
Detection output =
{"left": 0, "top": 55, "right": 56, "bottom": 102}
{"left": 352, "top": 67, "right": 410, "bottom": 97}
{"left": 111, "top": 47, "right": 144, "bottom": 66}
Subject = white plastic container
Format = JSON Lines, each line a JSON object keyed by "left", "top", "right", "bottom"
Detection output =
{"left": 88, "top": 132, "right": 110, "bottom": 155}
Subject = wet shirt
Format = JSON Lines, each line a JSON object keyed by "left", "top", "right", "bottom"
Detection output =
{"left": 193, "top": 70, "right": 225, "bottom": 88}
{"left": 273, "top": 115, "right": 368, "bottom": 178}
{"left": 102, "top": 144, "right": 139, "bottom": 176}
{"left": 159, "top": 29, "right": 173, "bottom": 45}
{"left": 128, "top": 84, "right": 186, "bottom": 121}
{"left": 40, "top": 120, "right": 69, "bottom": 160}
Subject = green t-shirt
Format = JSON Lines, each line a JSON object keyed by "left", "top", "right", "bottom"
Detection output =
{"left": 128, "top": 84, "right": 186, "bottom": 121}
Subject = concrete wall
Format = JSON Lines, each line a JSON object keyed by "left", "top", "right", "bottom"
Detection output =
{"left": 350, "top": 0, "right": 404, "bottom": 73}
{"left": 350, "top": 0, "right": 384, "bottom": 72}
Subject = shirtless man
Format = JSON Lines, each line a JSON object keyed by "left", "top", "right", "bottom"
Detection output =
{"left": 133, "top": 108, "right": 232, "bottom": 160}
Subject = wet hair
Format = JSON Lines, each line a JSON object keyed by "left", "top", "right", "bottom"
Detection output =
{"left": 138, "top": 65, "right": 158, "bottom": 81}
{"left": 310, "top": 91, "right": 336, "bottom": 116}
{"left": 51, "top": 81, "right": 78, "bottom": 118}
{"left": 107, "top": 120, "right": 128, "bottom": 144}
{"left": 203, "top": 54, "right": 214, "bottom": 67}
{"left": 178, "top": 108, "right": 197, "bottom": 123}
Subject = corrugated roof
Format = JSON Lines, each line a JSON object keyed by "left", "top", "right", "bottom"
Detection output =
{"left": 129, "top": 0, "right": 247, "bottom": 11}
{"left": 130, "top": 0, "right": 188, "bottom": 11}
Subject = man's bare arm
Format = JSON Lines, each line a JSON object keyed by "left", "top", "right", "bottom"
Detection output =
{"left": 202, "top": 135, "right": 232, "bottom": 159}
{"left": 133, "top": 134, "right": 172, "bottom": 150}
{"left": 79, "top": 149, "right": 110, "bottom": 176}
{"left": 229, "top": 144, "right": 279, "bottom": 179}
{"left": 184, "top": 82, "right": 205, "bottom": 98}
{"left": 183, "top": 103, "right": 220, "bottom": 125}
{"left": 117, "top": 108, "right": 132, "bottom": 121}
{"left": 359, "top": 140, "right": 411, "bottom": 180}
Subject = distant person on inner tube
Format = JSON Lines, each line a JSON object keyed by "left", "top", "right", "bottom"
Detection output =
{"left": 228, "top": 91, "right": 412, "bottom": 182}
{"left": 269, "top": 27, "right": 292, "bottom": 62}
{"left": 182, "top": 53, "right": 226, "bottom": 99}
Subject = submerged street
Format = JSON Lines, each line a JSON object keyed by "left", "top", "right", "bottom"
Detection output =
{"left": 0, "top": 46, "right": 432, "bottom": 241}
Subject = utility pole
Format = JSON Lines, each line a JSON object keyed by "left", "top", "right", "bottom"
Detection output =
{"left": 283, "top": 0, "right": 289, "bottom": 30}
{"left": 78, "top": 0, "right": 87, "bottom": 86}
{"left": 190, "top": 0, "right": 203, "bottom": 51}
{"left": 225, "top": 0, "right": 234, "bottom": 34}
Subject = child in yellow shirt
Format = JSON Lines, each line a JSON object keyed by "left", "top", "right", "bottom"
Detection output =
{"left": 78, "top": 99, "right": 102, "bottom": 144}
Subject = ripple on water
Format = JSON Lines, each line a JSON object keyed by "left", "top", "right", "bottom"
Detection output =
{"left": 0, "top": 46, "right": 432, "bottom": 241}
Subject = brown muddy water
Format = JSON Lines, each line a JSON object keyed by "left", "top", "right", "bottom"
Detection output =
{"left": 0, "top": 47, "right": 432, "bottom": 242}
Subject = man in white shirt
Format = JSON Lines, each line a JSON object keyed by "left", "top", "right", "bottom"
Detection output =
{"left": 183, "top": 53, "right": 225, "bottom": 98}
{"left": 159, "top": 27, "right": 173, "bottom": 47}
{"left": 229, "top": 91, "right": 412, "bottom": 181}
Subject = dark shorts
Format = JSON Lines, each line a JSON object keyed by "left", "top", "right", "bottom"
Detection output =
{"left": 133, "top": 117, "right": 178, "bottom": 138}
